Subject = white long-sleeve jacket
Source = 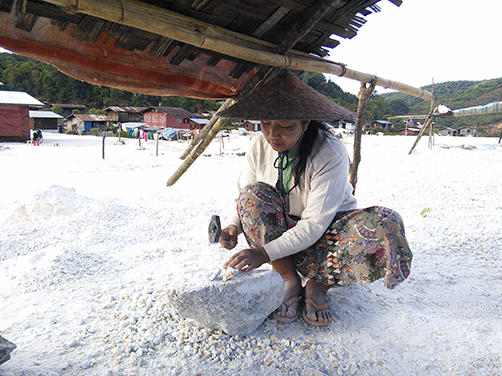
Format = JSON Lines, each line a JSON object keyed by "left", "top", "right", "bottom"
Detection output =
{"left": 229, "top": 132, "right": 357, "bottom": 262}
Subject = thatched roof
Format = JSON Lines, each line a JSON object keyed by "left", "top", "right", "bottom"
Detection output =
{"left": 0, "top": 0, "right": 405, "bottom": 100}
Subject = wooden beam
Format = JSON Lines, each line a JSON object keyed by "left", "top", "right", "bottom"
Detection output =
{"left": 251, "top": 5, "right": 290, "bottom": 38}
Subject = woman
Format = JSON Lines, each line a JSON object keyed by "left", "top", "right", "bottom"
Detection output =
{"left": 217, "top": 70, "right": 412, "bottom": 326}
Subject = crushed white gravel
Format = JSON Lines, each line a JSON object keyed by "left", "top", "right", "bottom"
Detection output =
{"left": 1, "top": 130, "right": 501, "bottom": 376}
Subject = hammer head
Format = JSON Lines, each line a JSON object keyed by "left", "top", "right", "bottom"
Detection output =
{"left": 208, "top": 215, "right": 221, "bottom": 243}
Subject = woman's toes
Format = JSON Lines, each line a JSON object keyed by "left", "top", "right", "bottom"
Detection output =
{"left": 305, "top": 303, "right": 317, "bottom": 321}
{"left": 286, "top": 303, "right": 298, "bottom": 318}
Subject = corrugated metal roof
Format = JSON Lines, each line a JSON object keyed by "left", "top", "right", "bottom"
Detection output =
{"left": 190, "top": 118, "right": 210, "bottom": 125}
{"left": 69, "top": 114, "right": 109, "bottom": 121}
{"left": 0, "top": 91, "right": 43, "bottom": 106}
{"left": 145, "top": 107, "right": 193, "bottom": 116}
{"left": 29, "top": 110, "right": 64, "bottom": 119}
{"left": 105, "top": 106, "right": 148, "bottom": 113}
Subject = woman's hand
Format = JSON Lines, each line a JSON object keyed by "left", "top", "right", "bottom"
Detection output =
{"left": 219, "top": 225, "right": 239, "bottom": 250}
{"left": 223, "top": 247, "right": 271, "bottom": 272}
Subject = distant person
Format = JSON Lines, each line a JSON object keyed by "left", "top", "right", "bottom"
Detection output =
{"left": 32, "top": 129, "right": 43, "bottom": 143}
{"left": 498, "top": 129, "right": 502, "bottom": 144}
{"left": 216, "top": 70, "right": 413, "bottom": 326}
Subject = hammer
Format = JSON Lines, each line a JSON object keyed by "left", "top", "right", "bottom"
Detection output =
{"left": 208, "top": 215, "right": 222, "bottom": 243}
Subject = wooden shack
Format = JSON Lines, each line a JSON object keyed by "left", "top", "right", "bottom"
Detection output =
{"left": 0, "top": 91, "right": 43, "bottom": 141}
{"left": 66, "top": 114, "right": 109, "bottom": 133}
{"left": 105, "top": 106, "right": 147, "bottom": 123}
{"left": 190, "top": 118, "right": 210, "bottom": 130}
{"left": 371, "top": 120, "right": 393, "bottom": 129}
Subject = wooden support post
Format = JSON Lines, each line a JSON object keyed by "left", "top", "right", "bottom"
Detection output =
{"left": 428, "top": 80, "right": 435, "bottom": 149}
{"left": 349, "top": 80, "right": 376, "bottom": 194}
{"left": 155, "top": 132, "right": 159, "bottom": 156}
{"left": 102, "top": 131, "right": 106, "bottom": 159}
{"left": 428, "top": 121, "right": 434, "bottom": 149}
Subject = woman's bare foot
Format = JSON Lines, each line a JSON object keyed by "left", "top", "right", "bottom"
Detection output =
{"left": 272, "top": 257, "right": 302, "bottom": 321}
{"left": 274, "top": 274, "right": 302, "bottom": 320}
{"left": 303, "top": 279, "right": 332, "bottom": 325}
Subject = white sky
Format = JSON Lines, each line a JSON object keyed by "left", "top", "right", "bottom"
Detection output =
{"left": 326, "top": 0, "right": 502, "bottom": 95}
{"left": 2, "top": 0, "right": 500, "bottom": 97}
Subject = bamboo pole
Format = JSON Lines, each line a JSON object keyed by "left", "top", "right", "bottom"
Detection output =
{"left": 45, "top": 0, "right": 432, "bottom": 101}
{"left": 408, "top": 106, "right": 438, "bottom": 155}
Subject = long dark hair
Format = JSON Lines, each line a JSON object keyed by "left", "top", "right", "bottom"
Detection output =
{"left": 291, "top": 120, "right": 331, "bottom": 191}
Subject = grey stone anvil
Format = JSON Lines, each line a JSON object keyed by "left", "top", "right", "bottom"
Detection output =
{"left": 167, "top": 269, "right": 284, "bottom": 336}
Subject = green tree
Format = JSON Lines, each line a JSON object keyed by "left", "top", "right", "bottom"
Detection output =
{"left": 51, "top": 104, "right": 63, "bottom": 116}
{"left": 87, "top": 108, "right": 105, "bottom": 115}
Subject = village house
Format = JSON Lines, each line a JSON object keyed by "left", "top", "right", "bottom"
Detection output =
{"left": 104, "top": 106, "right": 147, "bottom": 123}
{"left": 459, "top": 127, "right": 477, "bottom": 137}
{"left": 0, "top": 91, "right": 43, "bottom": 142}
{"left": 29, "top": 110, "right": 64, "bottom": 130}
{"left": 189, "top": 118, "right": 210, "bottom": 130}
{"left": 338, "top": 120, "right": 355, "bottom": 131}
{"left": 51, "top": 103, "right": 87, "bottom": 118}
{"left": 438, "top": 127, "right": 458, "bottom": 136}
{"left": 66, "top": 114, "right": 109, "bottom": 133}
{"left": 370, "top": 120, "right": 393, "bottom": 129}
{"left": 401, "top": 127, "right": 420, "bottom": 135}
{"left": 142, "top": 107, "right": 193, "bottom": 129}
{"left": 242, "top": 120, "right": 261, "bottom": 132}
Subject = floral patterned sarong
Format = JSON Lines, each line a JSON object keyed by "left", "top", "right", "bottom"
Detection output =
{"left": 237, "top": 182, "right": 412, "bottom": 289}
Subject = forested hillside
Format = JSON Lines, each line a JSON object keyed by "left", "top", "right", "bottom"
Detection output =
{"left": 382, "top": 79, "right": 502, "bottom": 135}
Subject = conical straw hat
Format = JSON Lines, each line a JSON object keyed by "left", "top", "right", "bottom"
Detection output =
{"left": 217, "top": 70, "right": 355, "bottom": 121}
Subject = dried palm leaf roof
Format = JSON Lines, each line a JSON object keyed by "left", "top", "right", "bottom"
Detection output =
{"left": 0, "top": 0, "right": 410, "bottom": 100}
